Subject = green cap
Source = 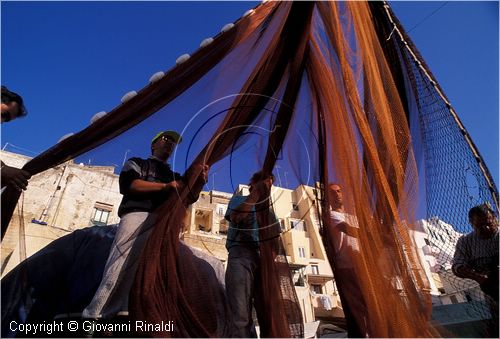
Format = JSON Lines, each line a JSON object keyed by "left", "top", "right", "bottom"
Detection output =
{"left": 151, "top": 130, "right": 182, "bottom": 145}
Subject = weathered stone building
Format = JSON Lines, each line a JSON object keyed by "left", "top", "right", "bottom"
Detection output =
{"left": 1, "top": 150, "right": 122, "bottom": 274}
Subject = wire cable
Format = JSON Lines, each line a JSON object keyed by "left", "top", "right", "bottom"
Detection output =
{"left": 407, "top": 2, "right": 449, "bottom": 33}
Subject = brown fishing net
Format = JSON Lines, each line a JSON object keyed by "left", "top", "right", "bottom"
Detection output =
{"left": 2, "top": 1, "right": 497, "bottom": 338}
{"left": 305, "top": 2, "right": 437, "bottom": 336}
{"left": 370, "top": 3, "right": 498, "bottom": 337}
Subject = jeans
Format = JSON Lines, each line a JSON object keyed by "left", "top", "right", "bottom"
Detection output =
{"left": 225, "top": 246, "right": 260, "bottom": 338}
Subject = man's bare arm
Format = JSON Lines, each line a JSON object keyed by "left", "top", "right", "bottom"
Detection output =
{"left": 229, "top": 178, "right": 272, "bottom": 224}
{"left": 129, "top": 179, "right": 179, "bottom": 194}
{"left": 452, "top": 264, "right": 489, "bottom": 285}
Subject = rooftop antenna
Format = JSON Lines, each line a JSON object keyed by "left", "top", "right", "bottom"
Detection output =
{"left": 122, "top": 149, "right": 131, "bottom": 167}
{"left": 274, "top": 164, "right": 282, "bottom": 187}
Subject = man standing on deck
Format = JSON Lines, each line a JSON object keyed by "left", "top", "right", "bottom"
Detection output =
{"left": 453, "top": 204, "right": 499, "bottom": 302}
{"left": 224, "top": 171, "right": 279, "bottom": 338}
{"left": 83, "top": 130, "right": 209, "bottom": 321}
{"left": 325, "top": 183, "right": 368, "bottom": 338}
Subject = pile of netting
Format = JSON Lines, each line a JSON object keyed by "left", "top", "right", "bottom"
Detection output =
{"left": 2, "top": 1, "right": 497, "bottom": 338}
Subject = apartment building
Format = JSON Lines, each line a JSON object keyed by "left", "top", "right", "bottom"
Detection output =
{"left": 412, "top": 218, "right": 484, "bottom": 305}
{"left": 182, "top": 184, "right": 344, "bottom": 327}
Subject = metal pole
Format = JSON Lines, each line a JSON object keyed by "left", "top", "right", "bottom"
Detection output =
{"left": 122, "top": 149, "right": 131, "bottom": 167}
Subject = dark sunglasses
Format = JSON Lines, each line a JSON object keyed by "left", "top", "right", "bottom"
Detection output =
{"left": 161, "top": 135, "right": 176, "bottom": 144}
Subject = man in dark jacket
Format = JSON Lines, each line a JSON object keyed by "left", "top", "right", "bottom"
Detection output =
{"left": 83, "top": 130, "right": 208, "bottom": 320}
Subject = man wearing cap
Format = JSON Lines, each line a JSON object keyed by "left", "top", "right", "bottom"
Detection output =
{"left": 1, "top": 86, "right": 31, "bottom": 192}
{"left": 82, "top": 130, "right": 209, "bottom": 321}
{"left": 116, "top": 131, "right": 187, "bottom": 218}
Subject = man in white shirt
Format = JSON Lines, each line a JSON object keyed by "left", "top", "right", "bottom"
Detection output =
{"left": 326, "top": 184, "right": 368, "bottom": 338}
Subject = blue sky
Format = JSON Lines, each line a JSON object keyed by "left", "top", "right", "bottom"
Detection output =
{"left": 1, "top": 1, "right": 498, "bottom": 194}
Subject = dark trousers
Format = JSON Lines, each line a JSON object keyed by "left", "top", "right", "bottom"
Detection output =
{"left": 335, "top": 267, "right": 368, "bottom": 338}
{"left": 225, "top": 246, "right": 260, "bottom": 338}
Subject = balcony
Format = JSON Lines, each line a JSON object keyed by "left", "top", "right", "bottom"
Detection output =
{"left": 312, "top": 294, "right": 344, "bottom": 318}
{"left": 306, "top": 272, "right": 334, "bottom": 284}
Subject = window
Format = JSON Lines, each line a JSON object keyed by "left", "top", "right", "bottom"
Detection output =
{"left": 311, "top": 284, "right": 322, "bottom": 294}
{"left": 450, "top": 295, "right": 458, "bottom": 304}
{"left": 424, "top": 238, "right": 430, "bottom": 245}
{"left": 292, "top": 203, "right": 299, "bottom": 211}
{"left": 219, "top": 220, "right": 228, "bottom": 235}
{"left": 428, "top": 229, "right": 436, "bottom": 239}
{"left": 280, "top": 219, "right": 286, "bottom": 231}
{"left": 218, "top": 207, "right": 224, "bottom": 216}
{"left": 290, "top": 219, "right": 306, "bottom": 232}
{"left": 298, "top": 247, "right": 306, "bottom": 258}
{"left": 291, "top": 267, "right": 305, "bottom": 287}
{"left": 91, "top": 203, "right": 112, "bottom": 226}
{"left": 195, "top": 209, "right": 212, "bottom": 232}
{"left": 311, "top": 264, "right": 319, "bottom": 275}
